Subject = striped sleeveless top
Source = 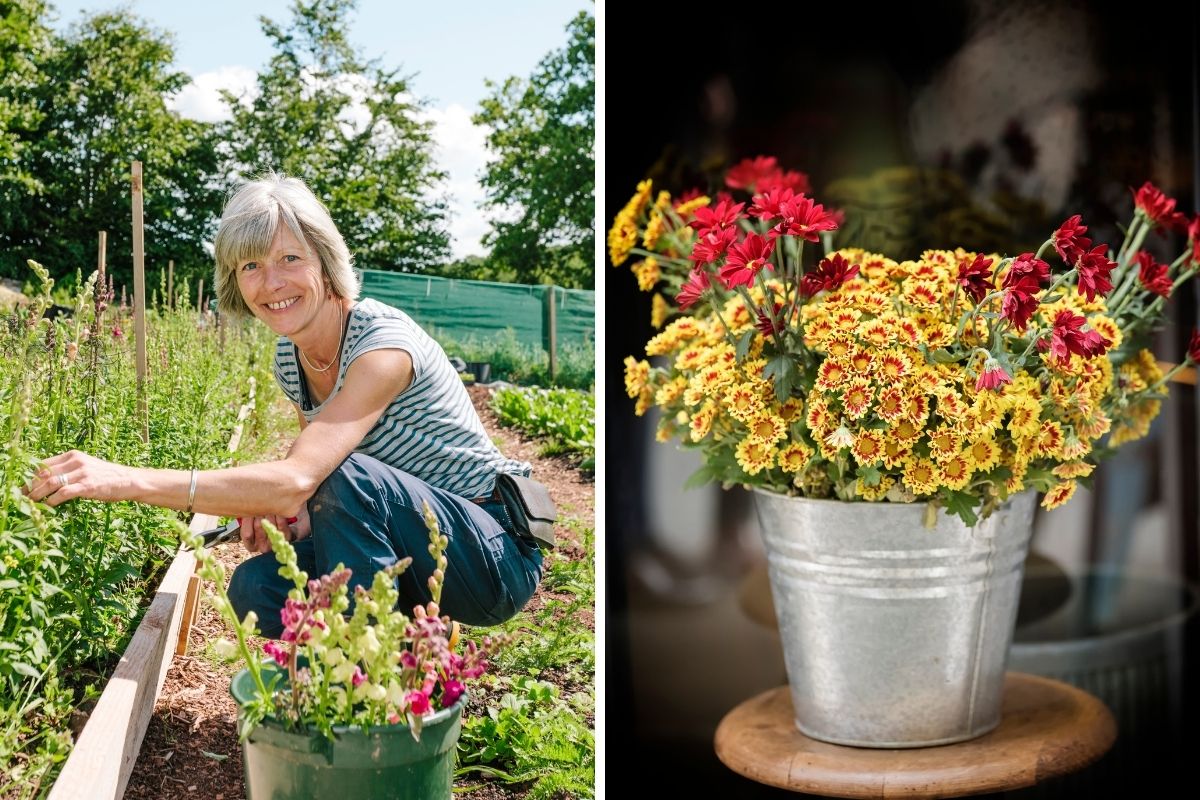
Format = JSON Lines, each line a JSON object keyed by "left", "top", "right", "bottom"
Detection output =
{"left": 272, "top": 297, "right": 530, "bottom": 498}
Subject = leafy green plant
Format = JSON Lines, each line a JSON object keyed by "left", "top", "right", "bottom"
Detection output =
{"left": 490, "top": 387, "right": 594, "bottom": 470}
{"left": 457, "top": 677, "right": 594, "bottom": 800}
{"left": 0, "top": 261, "right": 273, "bottom": 798}
{"left": 435, "top": 327, "right": 594, "bottom": 390}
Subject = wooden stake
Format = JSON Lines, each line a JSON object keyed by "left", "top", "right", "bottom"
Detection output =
{"left": 546, "top": 285, "right": 558, "bottom": 383}
{"left": 131, "top": 162, "right": 148, "bottom": 445}
{"left": 197, "top": 278, "right": 204, "bottom": 315}
{"left": 97, "top": 231, "right": 106, "bottom": 277}
{"left": 167, "top": 259, "right": 173, "bottom": 310}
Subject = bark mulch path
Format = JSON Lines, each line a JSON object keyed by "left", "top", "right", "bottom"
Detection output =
{"left": 122, "top": 384, "right": 595, "bottom": 799}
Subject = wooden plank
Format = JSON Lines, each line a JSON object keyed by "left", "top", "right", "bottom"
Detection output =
{"left": 47, "top": 513, "right": 217, "bottom": 800}
{"left": 130, "top": 162, "right": 148, "bottom": 444}
{"left": 174, "top": 574, "right": 202, "bottom": 657}
{"left": 1157, "top": 360, "right": 1196, "bottom": 386}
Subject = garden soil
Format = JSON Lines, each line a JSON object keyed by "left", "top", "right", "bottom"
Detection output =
{"left": 121, "top": 385, "right": 594, "bottom": 800}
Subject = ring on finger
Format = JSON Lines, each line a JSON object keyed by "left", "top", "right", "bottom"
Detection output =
{"left": 57, "top": 472, "right": 69, "bottom": 488}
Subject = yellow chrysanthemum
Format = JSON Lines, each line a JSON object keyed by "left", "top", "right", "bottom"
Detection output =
{"left": 1090, "top": 315, "right": 1121, "bottom": 352}
{"left": 891, "top": 417, "right": 925, "bottom": 444}
{"left": 724, "top": 383, "right": 765, "bottom": 423}
{"left": 806, "top": 398, "right": 830, "bottom": 432}
{"left": 938, "top": 454, "right": 973, "bottom": 490}
{"left": 1041, "top": 480, "right": 1078, "bottom": 510}
{"left": 634, "top": 387, "right": 654, "bottom": 416}
{"left": 778, "top": 397, "right": 805, "bottom": 423}
{"left": 1035, "top": 420, "right": 1065, "bottom": 458}
{"left": 778, "top": 442, "right": 814, "bottom": 473}
{"left": 1006, "top": 395, "right": 1042, "bottom": 439}
{"left": 675, "top": 195, "right": 710, "bottom": 217}
{"left": 632, "top": 257, "right": 661, "bottom": 292}
{"left": 735, "top": 437, "right": 776, "bottom": 475}
{"left": 927, "top": 425, "right": 964, "bottom": 462}
{"left": 876, "top": 387, "right": 905, "bottom": 422}
{"left": 624, "top": 356, "right": 650, "bottom": 398}
{"left": 841, "top": 378, "right": 874, "bottom": 420}
{"left": 1052, "top": 461, "right": 1094, "bottom": 479}
{"left": 902, "top": 458, "right": 939, "bottom": 496}
{"left": 858, "top": 318, "right": 895, "bottom": 347}
{"left": 650, "top": 293, "right": 671, "bottom": 329}
{"left": 851, "top": 429, "right": 884, "bottom": 466}
{"left": 966, "top": 437, "right": 1000, "bottom": 473}
{"left": 747, "top": 413, "right": 788, "bottom": 445}
{"left": 815, "top": 358, "right": 851, "bottom": 391}
{"left": 644, "top": 209, "right": 666, "bottom": 249}
{"left": 846, "top": 347, "right": 874, "bottom": 375}
{"left": 876, "top": 351, "right": 912, "bottom": 383}
{"left": 607, "top": 216, "right": 639, "bottom": 266}
{"left": 689, "top": 402, "right": 716, "bottom": 441}
{"left": 880, "top": 438, "right": 910, "bottom": 469}
{"left": 655, "top": 376, "right": 687, "bottom": 407}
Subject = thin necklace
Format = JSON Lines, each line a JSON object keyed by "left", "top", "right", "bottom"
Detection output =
{"left": 299, "top": 309, "right": 346, "bottom": 374}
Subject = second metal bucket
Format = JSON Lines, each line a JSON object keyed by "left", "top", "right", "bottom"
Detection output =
{"left": 752, "top": 489, "right": 1036, "bottom": 748}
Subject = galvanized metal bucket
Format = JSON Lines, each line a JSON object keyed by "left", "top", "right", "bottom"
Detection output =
{"left": 752, "top": 489, "right": 1036, "bottom": 748}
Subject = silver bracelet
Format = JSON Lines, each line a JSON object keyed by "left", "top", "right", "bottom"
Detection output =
{"left": 186, "top": 468, "right": 198, "bottom": 514}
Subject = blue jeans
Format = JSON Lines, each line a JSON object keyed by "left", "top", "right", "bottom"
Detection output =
{"left": 228, "top": 453, "right": 544, "bottom": 639}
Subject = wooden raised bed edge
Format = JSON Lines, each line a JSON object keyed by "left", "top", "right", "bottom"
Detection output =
{"left": 45, "top": 513, "right": 216, "bottom": 800}
{"left": 47, "top": 379, "right": 256, "bottom": 800}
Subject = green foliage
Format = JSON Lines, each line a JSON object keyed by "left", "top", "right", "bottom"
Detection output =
{"left": 457, "top": 677, "right": 594, "bottom": 799}
{"left": 436, "top": 327, "right": 594, "bottom": 390}
{"left": 490, "top": 388, "right": 594, "bottom": 467}
{"left": 458, "top": 518, "right": 594, "bottom": 797}
{"left": 0, "top": 265, "right": 273, "bottom": 797}
{"left": 0, "top": 0, "right": 52, "bottom": 220}
{"left": 221, "top": 0, "right": 450, "bottom": 273}
{"left": 474, "top": 11, "right": 595, "bottom": 289}
{"left": 0, "top": 8, "right": 223, "bottom": 288}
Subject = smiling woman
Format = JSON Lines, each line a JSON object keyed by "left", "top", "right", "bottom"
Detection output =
{"left": 28, "top": 173, "right": 548, "bottom": 638}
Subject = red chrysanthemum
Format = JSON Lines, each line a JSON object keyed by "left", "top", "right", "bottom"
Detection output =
{"left": 1136, "top": 251, "right": 1173, "bottom": 298}
{"left": 1188, "top": 215, "right": 1200, "bottom": 265}
{"left": 771, "top": 195, "right": 840, "bottom": 242}
{"left": 1053, "top": 214, "right": 1091, "bottom": 265}
{"left": 688, "top": 198, "right": 745, "bottom": 236}
{"left": 800, "top": 254, "right": 859, "bottom": 297}
{"left": 956, "top": 253, "right": 994, "bottom": 303}
{"left": 999, "top": 253, "right": 1049, "bottom": 331}
{"left": 676, "top": 268, "right": 711, "bottom": 310}
{"left": 725, "top": 156, "right": 781, "bottom": 191}
{"left": 688, "top": 226, "right": 738, "bottom": 265}
{"left": 755, "top": 302, "right": 786, "bottom": 337}
{"left": 1049, "top": 309, "right": 1110, "bottom": 363}
{"left": 758, "top": 169, "right": 811, "bottom": 196}
{"left": 1189, "top": 329, "right": 1200, "bottom": 364}
{"left": 718, "top": 233, "right": 775, "bottom": 289}
{"left": 1133, "top": 182, "right": 1189, "bottom": 232}
{"left": 1075, "top": 244, "right": 1115, "bottom": 302}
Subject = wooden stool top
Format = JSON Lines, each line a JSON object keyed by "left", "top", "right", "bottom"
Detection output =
{"left": 715, "top": 673, "right": 1115, "bottom": 799}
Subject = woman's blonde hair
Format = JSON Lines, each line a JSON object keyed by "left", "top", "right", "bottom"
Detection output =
{"left": 213, "top": 172, "right": 359, "bottom": 317}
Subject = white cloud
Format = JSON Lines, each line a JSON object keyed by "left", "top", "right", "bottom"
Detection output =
{"left": 422, "top": 104, "right": 492, "bottom": 261}
{"left": 169, "top": 66, "right": 259, "bottom": 123}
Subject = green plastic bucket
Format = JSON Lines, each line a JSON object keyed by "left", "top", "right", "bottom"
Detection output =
{"left": 230, "top": 667, "right": 465, "bottom": 800}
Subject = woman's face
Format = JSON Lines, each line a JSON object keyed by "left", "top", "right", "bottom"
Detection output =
{"left": 235, "top": 224, "right": 329, "bottom": 338}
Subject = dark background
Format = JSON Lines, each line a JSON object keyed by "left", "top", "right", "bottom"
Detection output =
{"left": 604, "top": 2, "right": 1200, "bottom": 796}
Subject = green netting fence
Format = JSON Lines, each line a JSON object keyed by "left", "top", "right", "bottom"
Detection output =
{"left": 358, "top": 270, "right": 594, "bottom": 381}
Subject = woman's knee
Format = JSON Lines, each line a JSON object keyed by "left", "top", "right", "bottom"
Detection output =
{"left": 227, "top": 555, "right": 285, "bottom": 638}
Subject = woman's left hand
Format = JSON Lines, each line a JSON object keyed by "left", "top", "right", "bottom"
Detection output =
{"left": 25, "top": 450, "right": 132, "bottom": 507}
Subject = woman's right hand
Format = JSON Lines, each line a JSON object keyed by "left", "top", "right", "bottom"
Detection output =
{"left": 240, "top": 508, "right": 309, "bottom": 554}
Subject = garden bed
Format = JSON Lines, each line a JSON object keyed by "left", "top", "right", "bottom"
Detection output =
{"left": 122, "top": 385, "right": 596, "bottom": 799}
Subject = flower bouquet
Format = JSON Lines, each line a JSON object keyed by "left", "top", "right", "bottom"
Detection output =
{"left": 614, "top": 157, "right": 1199, "bottom": 747}
{"left": 613, "top": 156, "right": 1199, "bottom": 526}
{"left": 181, "top": 502, "right": 506, "bottom": 797}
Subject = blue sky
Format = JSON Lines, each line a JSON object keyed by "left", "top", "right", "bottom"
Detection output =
{"left": 46, "top": 0, "right": 595, "bottom": 259}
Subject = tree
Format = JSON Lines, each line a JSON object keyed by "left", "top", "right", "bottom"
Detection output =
{"left": 0, "top": 0, "right": 52, "bottom": 251}
{"left": 221, "top": 0, "right": 450, "bottom": 273}
{"left": 473, "top": 10, "right": 595, "bottom": 289}
{"left": 2, "top": 10, "right": 223, "bottom": 288}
